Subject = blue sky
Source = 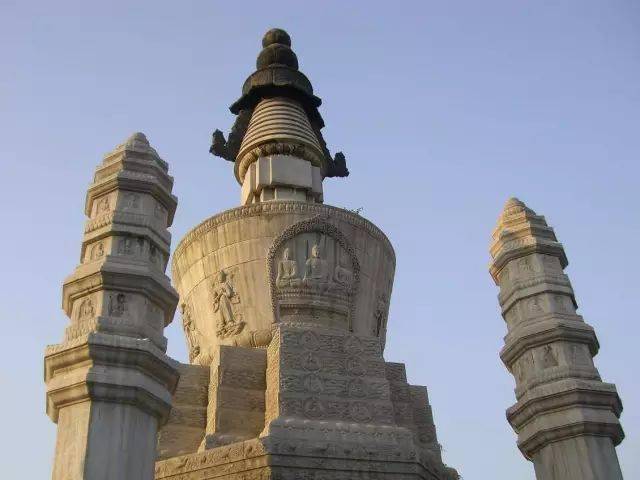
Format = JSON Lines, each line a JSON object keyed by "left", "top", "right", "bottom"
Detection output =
{"left": 1, "top": 1, "right": 638, "bottom": 478}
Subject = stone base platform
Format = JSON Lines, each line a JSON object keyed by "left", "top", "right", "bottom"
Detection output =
{"left": 155, "top": 323, "right": 459, "bottom": 480}
{"left": 155, "top": 437, "right": 457, "bottom": 480}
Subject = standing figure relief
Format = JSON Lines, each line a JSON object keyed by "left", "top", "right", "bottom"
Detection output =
{"left": 181, "top": 302, "right": 202, "bottom": 363}
{"left": 212, "top": 270, "right": 244, "bottom": 339}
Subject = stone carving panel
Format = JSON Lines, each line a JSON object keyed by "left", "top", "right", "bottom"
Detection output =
{"left": 108, "top": 292, "right": 127, "bottom": 317}
{"left": 541, "top": 345, "right": 559, "bottom": 369}
{"left": 527, "top": 295, "right": 544, "bottom": 315}
{"left": 212, "top": 270, "right": 245, "bottom": 339}
{"left": 90, "top": 241, "right": 105, "bottom": 260}
{"left": 123, "top": 192, "right": 140, "bottom": 210}
{"left": 96, "top": 194, "right": 111, "bottom": 215}
{"left": 118, "top": 236, "right": 137, "bottom": 256}
{"left": 78, "top": 297, "right": 95, "bottom": 321}
{"left": 517, "top": 256, "right": 539, "bottom": 275}
{"left": 267, "top": 217, "right": 360, "bottom": 331}
{"left": 149, "top": 243, "right": 163, "bottom": 268}
{"left": 374, "top": 291, "right": 389, "bottom": 337}
{"left": 181, "top": 302, "right": 203, "bottom": 363}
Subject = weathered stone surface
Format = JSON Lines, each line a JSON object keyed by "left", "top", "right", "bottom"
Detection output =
{"left": 45, "top": 132, "right": 180, "bottom": 480}
{"left": 203, "top": 346, "right": 267, "bottom": 449}
{"left": 157, "top": 363, "right": 209, "bottom": 460}
{"left": 489, "top": 197, "right": 624, "bottom": 480}
{"left": 154, "top": 323, "right": 457, "bottom": 479}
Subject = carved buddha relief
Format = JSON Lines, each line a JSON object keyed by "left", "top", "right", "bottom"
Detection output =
{"left": 118, "top": 236, "right": 135, "bottom": 256}
{"left": 96, "top": 195, "right": 110, "bottom": 214}
{"left": 108, "top": 293, "right": 127, "bottom": 317}
{"left": 303, "top": 374, "right": 323, "bottom": 393}
{"left": 518, "top": 256, "right": 538, "bottom": 275}
{"left": 303, "top": 243, "right": 330, "bottom": 288}
{"left": 528, "top": 296, "right": 544, "bottom": 314}
{"left": 149, "top": 243, "right": 163, "bottom": 268}
{"left": 123, "top": 192, "right": 140, "bottom": 210}
{"left": 78, "top": 297, "right": 94, "bottom": 321}
{"left": 90, "top": 242, "right": 104, "bottom": 260}
{"left": 276, "top": 247, "right": 301, "bottom": 287}
{"left": 268, "top": 217, "right": 360, "bottom": 331}
{"left": 334, "top": 254, "right": 354, "bottom": 286}
{"left": 303, "top": 397, "right": 324, "bottom": 418}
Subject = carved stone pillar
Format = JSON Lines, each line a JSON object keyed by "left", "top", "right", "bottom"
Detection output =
{"left": 44, "top": 133, "right": 180, "bottom": 480}
{"left": 489, "top": 198, "right": 624, "bottom": 480}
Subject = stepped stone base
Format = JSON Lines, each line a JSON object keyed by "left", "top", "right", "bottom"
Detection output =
{"left": 155, "top": 437, "right": 457, "bottom": 480}
{"left": 156, "top": 324, "right": 458, "bottom": 480}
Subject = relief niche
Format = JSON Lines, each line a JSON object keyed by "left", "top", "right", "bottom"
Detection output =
{"left": 267, "top": 216, "right": 360, "bottom": 331}
{"left": 211, "top": 270, "right": 245, "bottom": 339}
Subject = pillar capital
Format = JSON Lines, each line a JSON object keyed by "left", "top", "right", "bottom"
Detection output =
{"left": 44, "top": 333, "right": 179, "bottom": 424}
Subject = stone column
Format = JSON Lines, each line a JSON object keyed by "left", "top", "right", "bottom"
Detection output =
{"left": 44, "top": 133, "right": 180, "bottom": 480}
{"left": 489, "top": 198, "right": 624, "bottom": 480}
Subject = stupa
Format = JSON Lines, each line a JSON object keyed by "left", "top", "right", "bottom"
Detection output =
{"left": 44, "top": 29, "right": 459, "bottom": 479}
{"left": 43, "top": 28, "right": 626, "bottom": 480}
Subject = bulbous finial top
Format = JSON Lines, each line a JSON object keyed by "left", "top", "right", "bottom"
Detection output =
{"left": 125, "top": 132, "right": 149, "bottom": 146}
{"left": 262, "top": 28, "right": 291, "bottom": 48}
{"left": 257, "top": 28, "right": 298, "bottom": 70}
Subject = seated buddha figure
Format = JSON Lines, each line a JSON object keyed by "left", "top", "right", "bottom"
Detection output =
{"left": 276, "top": 247, "right": 301, "bottom": 288}
{"left": 303, "top": 243, "right": 330, "bottom": 289}
{"left": 333, "top": 257, "right": 353, "bottom": 287}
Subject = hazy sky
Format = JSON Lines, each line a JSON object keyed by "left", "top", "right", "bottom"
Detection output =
{"left": 1, "top": 1, "right": 638, "bottom": 478}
